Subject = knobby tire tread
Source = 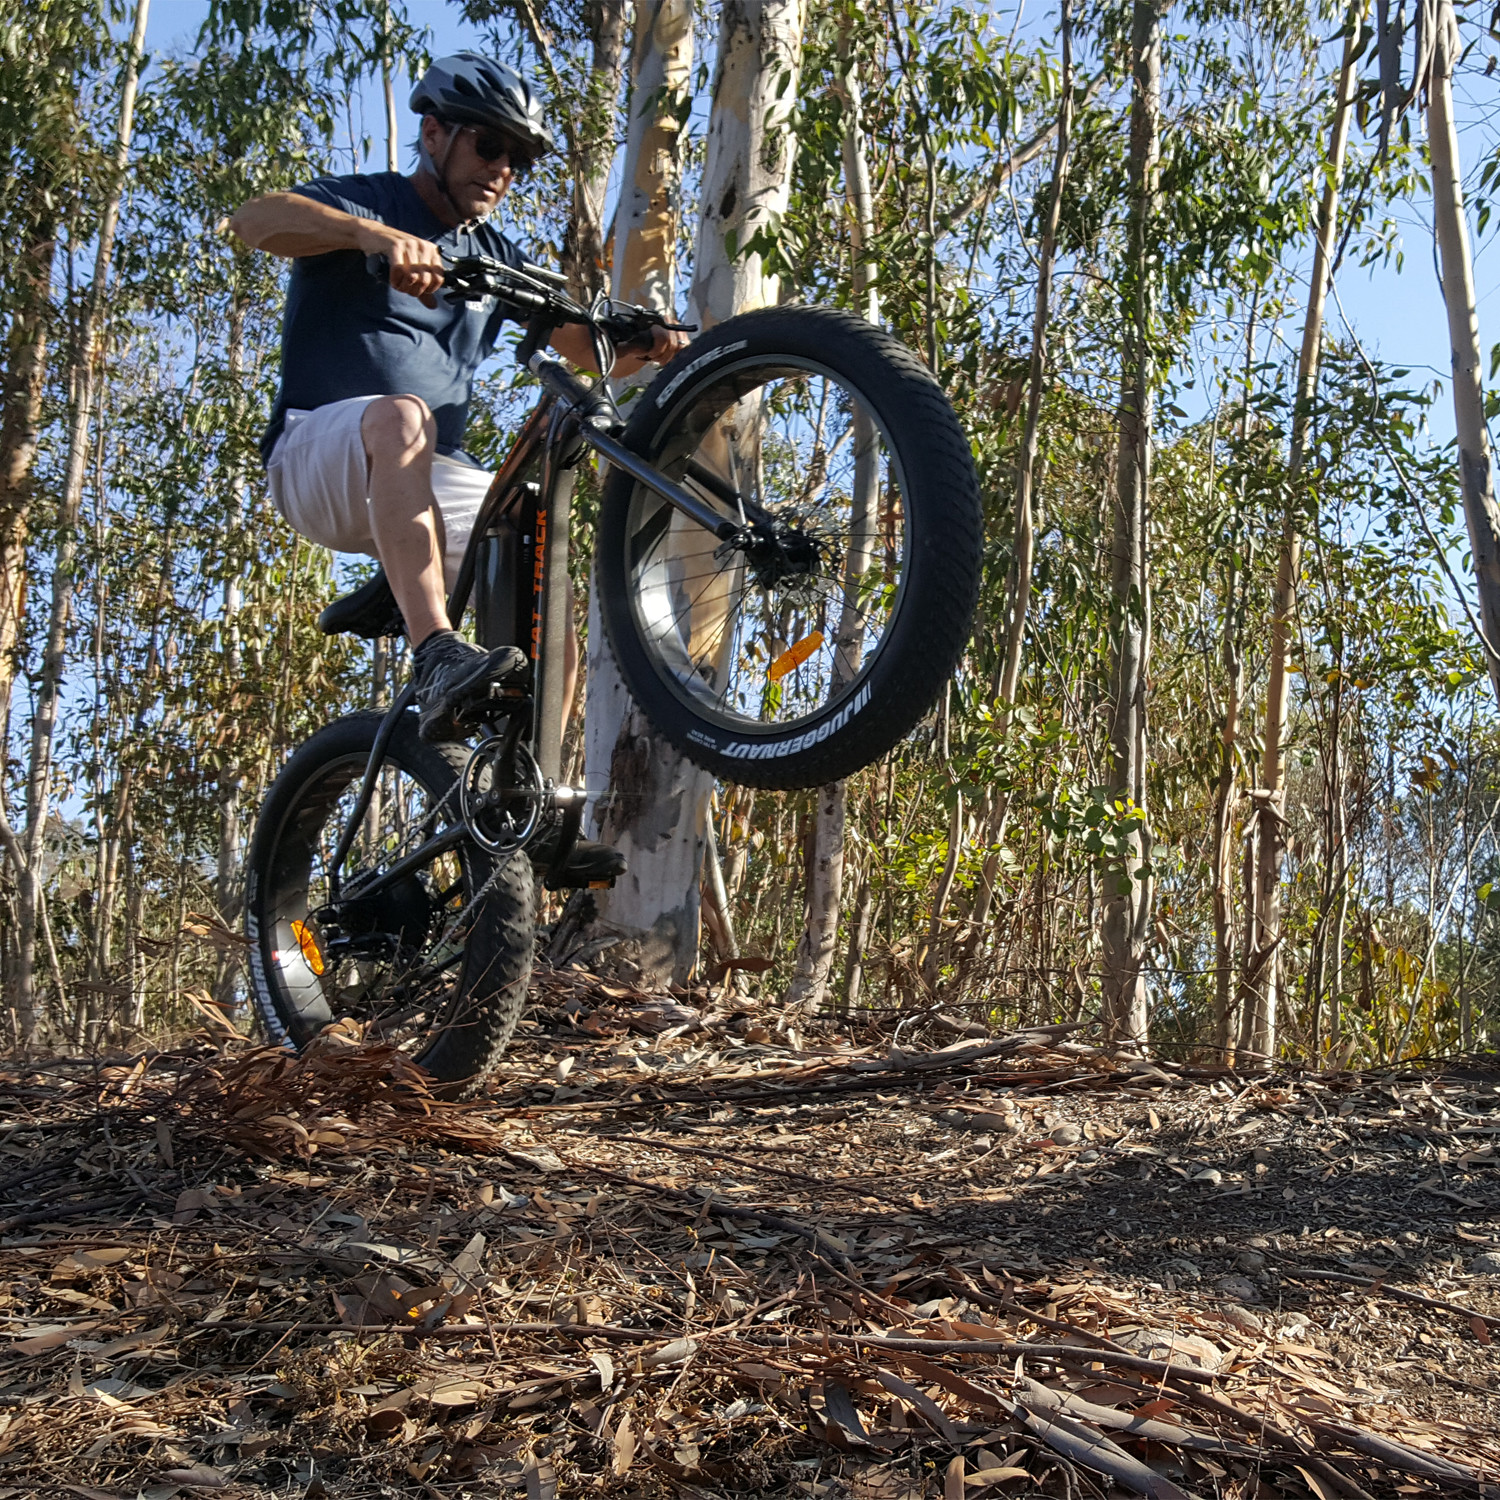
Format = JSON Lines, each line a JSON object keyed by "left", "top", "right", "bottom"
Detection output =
{"left": 245, "top": 711, "right": 533, "bottom": 1097}
{"left": 599, "top": 306, "right": 982, "bottom": 790}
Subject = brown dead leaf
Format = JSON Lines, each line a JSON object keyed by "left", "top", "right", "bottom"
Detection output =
{"left": 95, "top": 1324, "right": 170, "bottom": 1358}
{"left": 11, "top": 1320, "right": 102, "bottom": 1355}
{"left": 944, "top": 1455, "right": 966, "bottom": 1500}
{"left": 612, "top": 1412, "right": 637, "bottom": 1476}
{"left": 525, "top": 1457, "right": 558, "bottom": 1500}
{"left": 173, "top": 1187, "right": 213, "bottom": 1225}
{"left": 159, "top": 1464, "right": 228, "bottom": 1489}
{"left": 365, "top": 1407, "right": 406, "bottom": 1438}
{"left": 1292, "top": 1466, "right": 1340, "bottom": 1500}
{"left": 642, "top": 1337, "right": 696, "bottom": 1367}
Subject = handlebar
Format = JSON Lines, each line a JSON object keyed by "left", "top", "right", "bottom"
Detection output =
{"left": 364, "top": 250, "right": 694, "bottom": 355}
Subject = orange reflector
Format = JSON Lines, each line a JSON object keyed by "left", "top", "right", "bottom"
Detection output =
{"left": 291, "top": 919, "right": 325, "bottom": 976}
{"left": 768, "top": 631, "right": 823, "bottom": 682}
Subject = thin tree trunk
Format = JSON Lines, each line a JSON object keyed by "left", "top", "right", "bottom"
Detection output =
{"left": 787, "top": 13, "right": 877, "bottom": 1014}
{"left": 1429, "top": 0, "right": 1500, "bottom": 704}
{"left": 1100, "top": 0, "right": 1163, "bottom": 1049}
{"left": 788, "top": 778, "right": 846, "bottom": 1010}
{"left": 14, "top": 0, "right": 150, "bottom": 1044}
{"left": 1243, "top": 3, "right": 1361, "bottom": 1065}
{"left": 215, "top": 302, "right": 248, "bottom": 1010}
{"left": 380, "top": 0, "right": 400, "bottom": 173}
{"left": 842, "top": 867, "right": 873, "bottom": 1014}
{"left": 964, "top": 0, "right": 1075, "bottom": 965}
{"left": 703, "top": 810, "right": 738, "bottom": 961}
{"left": 0, "top": 217, "right": 55, "bottom": 863}
{"left": 1211, "top": 290, "right": 1259, "bottom": 1061}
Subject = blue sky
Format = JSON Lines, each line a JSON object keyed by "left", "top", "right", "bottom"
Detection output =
{"left": 140, "top": 0, "right": 1493, "bottom": 452}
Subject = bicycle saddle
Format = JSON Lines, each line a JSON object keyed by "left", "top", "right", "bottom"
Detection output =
{"left": 318, "top": 570, "right": 405, "bottom": 639}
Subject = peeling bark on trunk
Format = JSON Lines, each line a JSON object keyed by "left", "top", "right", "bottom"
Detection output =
{"left": 1429, "top": 0, "right": 1500, "bottom": 705}
{"left": 583, "top": 0, "right": 702, "bottom": 986}
{"left": 0, "top": 220, "right": 54, "bottom": 804}
{"left": 567, "top": 0, "right": 628, "bottom": 300}
{"left": 586, "top": 0, "right": 805, "bottom": 987}
{"left": 1100, "top": 0, "right": 1162, "bottom": 1049}
{"left": 1242, "top": 3, "right": 1361, "bottom": 1066}
{"left": 689, "top": 1, "right": 805, "bottom": 323}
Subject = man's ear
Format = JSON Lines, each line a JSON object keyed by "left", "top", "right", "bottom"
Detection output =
{"left": 418, "top": 113, "right": 447, "bottom": 160}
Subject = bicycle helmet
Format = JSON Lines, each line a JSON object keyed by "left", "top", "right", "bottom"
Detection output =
{"left": 409, "top": 53, "right": 554, "bottom": 158}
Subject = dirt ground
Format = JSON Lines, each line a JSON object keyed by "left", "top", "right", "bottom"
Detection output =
{"left": 1, "top": 974, "right": 1498, "bottom": 1499}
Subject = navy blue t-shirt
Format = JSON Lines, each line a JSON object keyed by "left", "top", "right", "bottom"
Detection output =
{"left": 260, "top": 171, "right": 528, "bottom": 463}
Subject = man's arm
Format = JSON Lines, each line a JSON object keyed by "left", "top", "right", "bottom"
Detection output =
{"left": 229, "top": 192, "right": 446, "bottom": 306}
{"left": 547, "top": 322, "right": 690, "bottom": 378}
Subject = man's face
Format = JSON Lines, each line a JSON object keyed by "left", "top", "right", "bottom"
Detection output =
{"left": 420, "top": 115, "right": 518, "bottom": 219}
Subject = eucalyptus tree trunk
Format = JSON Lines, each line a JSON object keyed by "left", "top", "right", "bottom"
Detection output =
{"left": 965, "top": 0, "right": 1075, "bottom": 962}
{"left": 583, "top": 0, "right": 701, "bottom": 984}
{"left": 379, "top": 0, "right": 400, "bottom": 172}
{"left": 1428, "top": 0, "right": 1500, "bottom": 706}
{"left": 786, "top": 16, "right": 874, "bottom": 1015}
{"left": 14, "top": 0, "right": 150, "bottom": 1045}
{"left": 1100, "top": 0, "right": 1163, "bottom": 1048}
{"left": 0, "top": 218, "right": 55, "bottom": 848}
{"left": 589, "top": 0, "right": 806, "bottom": 988}
{"left": 1241, "top": 4, "right": 1361, "bottom": 1065}
{"left": 1211, "top": 293, "right": 1258, "bottom": 1060}
{"left": 215, "top": 299, "right": 248, "bottom": 1010}
{"left": 569, "top": 0, "right": 629, "bottom": 299}
{"left": 689, "top": 1, "right": 805, "bottom": 317}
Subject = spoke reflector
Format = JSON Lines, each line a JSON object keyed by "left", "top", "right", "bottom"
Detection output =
{"left": 768, "top": 631, "right": 823, "bottom": 682}
{"left": 291, "top": 919, "right": 326, "bottom": 976}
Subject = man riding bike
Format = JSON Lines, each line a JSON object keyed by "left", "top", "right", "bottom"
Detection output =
{"left": 230, "top": 53, "right": 686, "bottom": 883}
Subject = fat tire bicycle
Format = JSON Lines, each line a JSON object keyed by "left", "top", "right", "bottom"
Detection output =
{"left": 244, "top": 255, "right": 983, "bottom": 1091}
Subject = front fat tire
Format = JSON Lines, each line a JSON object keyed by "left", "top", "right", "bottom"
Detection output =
{"left": 598, "top": 306, "right": 982, "bottom": 791}
{"left": 244, "top": 711, "right": 534, "bottom": 1096}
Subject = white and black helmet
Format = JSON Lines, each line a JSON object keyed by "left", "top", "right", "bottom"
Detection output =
{"left": 409, "top": 52, "right": 554, "bottom": 158}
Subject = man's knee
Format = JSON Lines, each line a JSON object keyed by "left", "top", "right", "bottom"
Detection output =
{"left": 362, "top": 394, "right": 436, "bottom": 462}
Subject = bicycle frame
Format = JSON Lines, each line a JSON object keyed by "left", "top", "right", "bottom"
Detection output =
{"left": 324, "top": 350, "right": 747, "bottom": 900}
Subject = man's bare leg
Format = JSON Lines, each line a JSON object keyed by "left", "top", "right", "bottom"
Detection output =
{"left": 361, "top": 393, "right": 449, "bottom": 644}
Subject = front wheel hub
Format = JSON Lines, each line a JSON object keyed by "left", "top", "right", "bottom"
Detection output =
{"left": 721, "top": 520, "right": 835, "bottom": 591}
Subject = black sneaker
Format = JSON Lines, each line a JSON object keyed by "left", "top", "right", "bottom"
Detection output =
{"left": 413, "top": 632, "right": 526, "bottom": 742}
{"left": 531, "top": 835, "right": 628, "bottom": 889}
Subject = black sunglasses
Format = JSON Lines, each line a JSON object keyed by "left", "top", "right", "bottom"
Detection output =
{"left": 452, "top": 123, "right": 537, "bottom": 177}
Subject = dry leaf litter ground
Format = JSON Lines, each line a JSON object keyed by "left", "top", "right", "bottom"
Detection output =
{"left": 1, "top": 973, "right": 1498, "bottom": 1499}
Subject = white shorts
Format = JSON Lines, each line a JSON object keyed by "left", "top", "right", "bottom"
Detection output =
{"left": 265, "top": 395, "right": 492, "bottom": 591}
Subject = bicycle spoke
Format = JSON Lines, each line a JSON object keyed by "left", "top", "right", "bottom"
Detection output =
{"left": 623, "top": 357, "right": 907, "bottom": 737}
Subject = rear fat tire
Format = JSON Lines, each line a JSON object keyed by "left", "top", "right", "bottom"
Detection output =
{"left": 245, "top": 711, "right": 533, "bottom": 1094}
{"left": 597, "top": 305, "right": 982, "bottom": 791}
